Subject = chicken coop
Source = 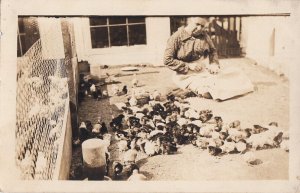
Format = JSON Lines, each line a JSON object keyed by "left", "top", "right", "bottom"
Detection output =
{"left": 15, "top": 17, "right": 77, "bottom": 180}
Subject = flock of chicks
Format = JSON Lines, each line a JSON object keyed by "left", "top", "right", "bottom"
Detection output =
{"left": 78, "top": 72, "right": 133, "bottom": 103}
{"left": 75, "top": 95, "right": 289, "bottom": 180}
{"left": 75, "top": 72, "right": 289, "bottom": 181}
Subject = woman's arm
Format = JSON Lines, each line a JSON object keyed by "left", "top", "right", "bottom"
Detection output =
{"left": 163, "top": 36, "right": 189, "bottom": 74}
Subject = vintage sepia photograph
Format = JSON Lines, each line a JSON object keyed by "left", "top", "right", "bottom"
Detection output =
{"left": 1, "top": 0, "right": 300, "bottom": 192}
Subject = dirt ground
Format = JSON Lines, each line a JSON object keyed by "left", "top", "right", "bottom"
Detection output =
{"left": 70, "top": 57, "right": 289, "bottom": 180}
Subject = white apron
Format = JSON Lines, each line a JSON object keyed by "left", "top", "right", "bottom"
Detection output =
{"left": 172, "top": 66, "right": 254, "bottom": 100}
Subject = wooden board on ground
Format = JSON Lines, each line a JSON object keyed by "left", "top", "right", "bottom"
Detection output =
{"left": 121, "top": 67, "right": 139, "bottom": 71}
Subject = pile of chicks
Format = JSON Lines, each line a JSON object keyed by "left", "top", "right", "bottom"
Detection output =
{"left": 75, "top": 88, "right": 289, "bottom": 180}
{"left": 110, "top": 92, "right": 288, "bottom": 157}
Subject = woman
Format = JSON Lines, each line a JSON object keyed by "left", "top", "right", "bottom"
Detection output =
{"left": 164, "top": 17, "right": 254, "bottom": 100}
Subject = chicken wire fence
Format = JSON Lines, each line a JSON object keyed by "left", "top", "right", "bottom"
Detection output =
{"left": 16, "top": 36, "right": 70, "bottom": 180}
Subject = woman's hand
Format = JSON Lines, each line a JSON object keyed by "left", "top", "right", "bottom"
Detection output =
{"left": 188, "top": 62, "right": 205, "bottom": 72}
{"left": 206, "top": 63, "right": 220, "bottom": 74}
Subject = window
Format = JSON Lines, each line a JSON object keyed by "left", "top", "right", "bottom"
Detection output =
{"left": 89, "top": 16, "right": 147, "bottom": 48}
{"left": 17, "top": 17, "right": 40, "bottom": 57}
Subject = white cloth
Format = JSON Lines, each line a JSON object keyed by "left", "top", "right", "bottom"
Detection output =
{"left": 172, "top": 66, "right": 254, "bottom": 100}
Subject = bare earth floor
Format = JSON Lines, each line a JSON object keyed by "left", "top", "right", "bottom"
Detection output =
{"left": 70, "top": 58, "right": 289, "bottom": 180}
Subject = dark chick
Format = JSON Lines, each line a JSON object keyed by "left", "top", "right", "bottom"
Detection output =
{"left": 110, "top": 114, "right": 125, "bottom": 131}
{"left": 79, "top": 122, "right": 91, "bottom": 142}
{"left": 96, "top": 87, "right": 102, "bottom": 100}
{"left": 253, "top": 125, "right": 269, "bottom": 134}
{"left": 187, "top": 123, "right": 200, "bottom": 133}
{"left": 164, "top": 102, "right": 180, "bottom": 115}
{"left": 183, "top": 91, "right": 197, "bottom": 98}
{"left": 128, "top": 164, "right": 140, "bottom": 177}
{"left": 166, "top": 94, "right": 176, "bottom": 102}
{"left": 208, "top": 146, "right": 222, "bottom": 156}
{"left": 199, "top": 110, "right": 213, "bottom": 123}
{"left": 122, "top": 106, "right": 133, "bottom": 115}
{"left": 214, "top": 116, "right": 223, "bottom": 131}
{"left": 147, "top": 110, "right": 160, "bottom": 120}
{"left": 219, "top": 131, "right": 229, "bottom": 141}
{"left": 159, "top": 111, "right": 168, "bottom": 120}
{"left": 189, "top": 133, "right": 198, "bottom": 146}
{"left": 121, "top": 163, "right": 140, "bottom": 179}
{"left": 229, "top": 120, "right": 241, "bottom": 128}
{"left": 273, "top": 132, "right": 283, "bottom": 147}
{"left": 128, "top": 116, "right": 141, "bottom": 128}
{"left": 269, "top": 122, "right": 278, "bottom": 127}
{"left": 85, "top": 120, "right": 93, "bottom": 132}
{"left": 152, "top": 103, "right": 165, "bottom": 113}
{"left": 78, "top": 90, "right": 85, "bottom": 103}
{"left": 100, "top": 122, "right": 108, "bottom": 135}
{"left": 161, "top": 141, "right": 177, "bottom": 154}
{"left": 115, "top": 129, "right": 129, "bottom": 139}
{"left": 140, "top": 107, "right": 150, "bottom": 116}
{"left": 112, "top": 161, "right": 123, "bottom": 180}
{"left": 122, "top": 85, "right": 128, "bottom": 95}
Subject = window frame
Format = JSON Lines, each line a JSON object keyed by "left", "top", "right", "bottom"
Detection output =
{"left": 89, "top": 17, "right": 147, "bottom": 48}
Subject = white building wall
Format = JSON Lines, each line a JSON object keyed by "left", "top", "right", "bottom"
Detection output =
{"left": 72, "top": 17, "right": 170, "bottom": 76}
{"left": 74, "top": 15, "right": 294, "bottom": 78}
{"left": 73, "top": 17, "right": 90, "bottom": 62}
{"left": 242, "top": 16, "right": 293, "bottom": 78}
{"left": 145, "top": 17, "right": 171, "bottom": 65}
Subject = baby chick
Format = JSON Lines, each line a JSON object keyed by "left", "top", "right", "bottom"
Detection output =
{"left": 127, "top": 169, "right": 147, "bottom": 181}
{"left": 131, "top": 73, "right": 138, "bottom": 87}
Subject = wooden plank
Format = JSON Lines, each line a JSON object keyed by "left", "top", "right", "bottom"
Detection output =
{"left": 233, "top": 17, "right": 236, "bottom": 32}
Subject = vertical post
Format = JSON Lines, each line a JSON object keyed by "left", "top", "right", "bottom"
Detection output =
{"left": 220, "top": 17, "right": 224, "bottom": 56}
{"left": 107, "top": 17, "right": 111, "bottom": 47}
{"left": 225, "top": 17, "right": 230, "bottom": 56}
{"left": 126, "top": 17, "right": 130, "bottom": 46}
{"left": 233, "top": 17, "right": 236, "bottom": 31}
{"left": 233, "top": 17, "right": 237, "bottom": 56}
{"left": 61, "top": 18, "right": 79, "bottom": 139}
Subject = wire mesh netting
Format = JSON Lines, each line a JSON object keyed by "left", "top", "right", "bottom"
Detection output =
{"left": 16, "top": 37, "right": 70, "bottom": 180}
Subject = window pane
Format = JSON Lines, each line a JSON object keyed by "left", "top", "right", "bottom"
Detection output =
{"left": 108, "top": 17, "right": 126, "bottom": 25}
{"left": 110, "top": 26, "right": 127, "bottom": 46}
{"left": 128, "top": 17, "right": 145, "bottom": 23}
{"left": 170, "top": 16, "right": 187, "bottom": 34}
{"left": 90, "top": 27, "right": 109, "bottom": 48}
{"left": 129, "top": 24, "right": 146, "bottom": 45}
{"left": 90, "top": 17, "right": 107, "bottom": 26}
